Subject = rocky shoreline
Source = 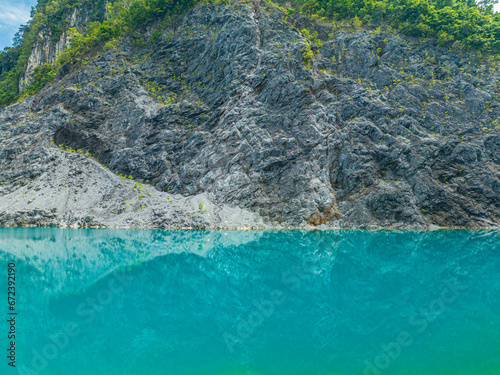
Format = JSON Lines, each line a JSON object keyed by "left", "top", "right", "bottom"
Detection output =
{"left": 1, "top": 1, "right": 499, "bottom": 229}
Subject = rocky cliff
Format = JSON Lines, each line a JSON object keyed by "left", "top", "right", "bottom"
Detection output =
{"left": 1, "top": 0, "right": 499, "bottom": 228}
{"left": 19, "top": 3, "right": 104, "bottom": 91}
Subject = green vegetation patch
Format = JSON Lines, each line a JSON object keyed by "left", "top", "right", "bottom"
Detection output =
{"left": 276, "top": 0, "right": 500, "bottom": 55}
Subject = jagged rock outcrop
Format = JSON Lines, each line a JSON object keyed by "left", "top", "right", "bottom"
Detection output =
{"left": 1, "top": 1, "right": 500, "bottom": 228}
{"left": 19, "top": 4, "right": 105, "bottom": 91}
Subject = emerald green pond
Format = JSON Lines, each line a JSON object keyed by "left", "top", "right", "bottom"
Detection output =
{"left": 0, "top": 228, "right": 499, "bottom": 374}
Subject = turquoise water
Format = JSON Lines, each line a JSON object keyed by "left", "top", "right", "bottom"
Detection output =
{"left": 0, "top": 228, "right": 499, "bottom": 375}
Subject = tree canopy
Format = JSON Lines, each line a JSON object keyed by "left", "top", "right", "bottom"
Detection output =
{"left": 278, "top": 0, "right": 500, "bottom": 53}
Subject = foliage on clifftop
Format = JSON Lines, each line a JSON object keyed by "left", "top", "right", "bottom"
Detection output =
{"left": 1, "top": 0, "right": 500, "bottom": 108}
{"left": 0, "top": 0, "right": 108, "bottom": 106}
{"left": 279, "top": 0, "right": 500, "bottom": 54}
{"left": 0, "top": 0, "right": 224, "bottom": 107}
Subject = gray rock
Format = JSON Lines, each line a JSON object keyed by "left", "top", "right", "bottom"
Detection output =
{"left": 1, "top": 1, "right": 499, "bottom": 228}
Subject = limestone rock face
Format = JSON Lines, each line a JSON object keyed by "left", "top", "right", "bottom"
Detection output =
{"left": 19, "top": 6, "right": 102, "bottom": 91}
{"left": 1, "top": 1, "right": 499, "bottom": 228}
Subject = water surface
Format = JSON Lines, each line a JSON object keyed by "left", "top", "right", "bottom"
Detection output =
{"left": 0, "top": 228, "right": 499, "bottom": 375}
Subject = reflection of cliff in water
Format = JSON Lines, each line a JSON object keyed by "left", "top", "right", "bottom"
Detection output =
{"left": 0, "top": 228, "right": 499, "bottom": 375}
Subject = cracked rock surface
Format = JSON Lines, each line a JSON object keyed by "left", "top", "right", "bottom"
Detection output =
{"left": 0, "top": 1, "right": 499, "bottom": 228}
